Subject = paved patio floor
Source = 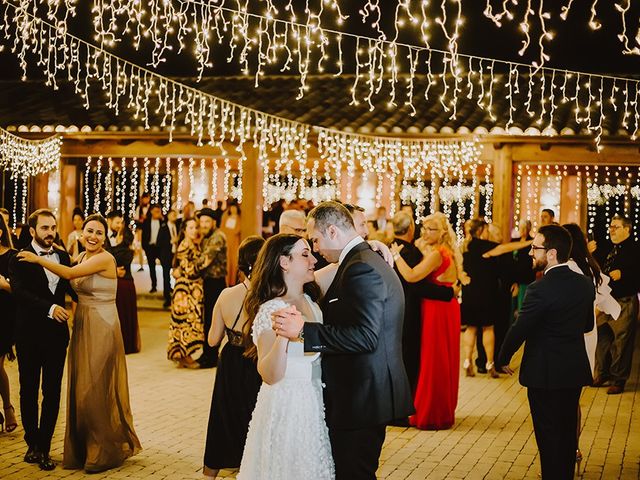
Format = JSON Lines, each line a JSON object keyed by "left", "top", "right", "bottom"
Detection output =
{"left": 0, "top": 270, "right": 638, "bottom": 479}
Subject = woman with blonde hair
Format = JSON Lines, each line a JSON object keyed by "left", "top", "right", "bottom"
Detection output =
{"left": 391, "top": 212, "right": 465, "bottom": 430}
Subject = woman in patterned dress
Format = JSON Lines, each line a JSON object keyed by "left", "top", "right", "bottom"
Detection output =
{"left": 168, "top": 218, "right": 205, "bottom": 368}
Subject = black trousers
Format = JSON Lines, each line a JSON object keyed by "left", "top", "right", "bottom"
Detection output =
{"left": 329, "top": 424, "right": 386, "bottom": 480}
{"left": 145, "top": 246, "right": 172, "bottom": 301}
{"left": 527, "top": 387, "right": 582, "bottom": 480}
{"left": 200, "top": 277, "right": 226, "bottom": 366}
{"left": 16, "top": 337, "right": 68, "bottom": 454}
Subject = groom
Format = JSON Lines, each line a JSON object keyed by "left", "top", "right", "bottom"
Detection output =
{"left": 274, "top": 201, "right": 413, "bottom": 479}
{"left": 9, "top": 209, "right": 76, "bottom": 470}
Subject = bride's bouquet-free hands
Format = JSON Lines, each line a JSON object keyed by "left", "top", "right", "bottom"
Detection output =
{"left": 271, "top": 305, "right": 304, "bottom": 341}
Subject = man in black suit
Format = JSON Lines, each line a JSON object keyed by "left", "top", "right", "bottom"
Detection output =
{"left": 275, "top": 201, "right": 413, "bottom": 480}
{"left": 9, "top": 209, "right": 77, "bottom": 471}
{"left": 141, "top": 204, "right": 173, "bottom": 307}
{"left": 497, "top": 224, "right": 594, "bottom": 480}
{"left": 391, "top": 211, "right": 456, "bottom": 395}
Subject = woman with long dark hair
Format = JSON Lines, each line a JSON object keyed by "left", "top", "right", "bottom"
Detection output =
{"left": 237, "top": 234, "right": 334, "bottom": 479}
{"left": 202, "top": 235, "right": 265, "bottom": 479}
{"left": 563, "top": 223, "right": 620, "bottom": 470}
{"left": 0, "top": 213, "right": 18, "bottom": 433}
{"left": 111, "top": 225, "right": 141, "bottom": 354}
{"left": 17, "top": 214, "right": 141, "bottom": 472}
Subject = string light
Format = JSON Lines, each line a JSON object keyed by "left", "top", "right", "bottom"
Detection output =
{"left": 0, "top": 127, "right": 61, "bottom": 178}
{"left": 176, "top": 157, "right": 184, "bottom": 212}
{"left": 8, "top": 0, "right": 640, "bottom": 152}
{"left": 128, "top": 157, "right": 139, "bottom": 230}
{"left": 188, "top": 158, "right": 195, "bottom": 201}
{"left": 94, "top": 156, "right": 103, "bottom": 214}
{"left": 483, "top": 162, "right": 493, "bottom": 223}
{"left": 162, "top": 157, "right": 172, "bottom": 214}
{"left": 84, "top": 156, "right": 92, "bottom": 214}
{"left": 105, "top": 157, "right": 113, "bottom": 214}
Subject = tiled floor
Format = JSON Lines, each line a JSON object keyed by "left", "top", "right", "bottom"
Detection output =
{"left": 0, "top": 272, "right": 638, "bottom": 479}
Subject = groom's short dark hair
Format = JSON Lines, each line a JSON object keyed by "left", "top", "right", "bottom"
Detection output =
{"left": 27, "top": 208, "right": 56, "bottom": 229}
{"left": 307, "top": 201, "right": 355, "bottom": 233}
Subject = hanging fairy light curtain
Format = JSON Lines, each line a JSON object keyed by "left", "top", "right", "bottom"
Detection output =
{"left": 26, "top": 0, "right": 640, "bottom": 151}
{"left": 0, "top": 127, "right": 61, "bottom": 177}
{"left": 0, "top": 2, "right": 491, "bottom": 211}
{"left": 586, "top": 165, "right": 640, "bottom": 241}
{"left": 0, "top": 126, "right": 61, "bottom": 226}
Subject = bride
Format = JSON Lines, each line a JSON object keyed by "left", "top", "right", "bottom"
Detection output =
{"left": 237, "top": 233, "right": 334, "bottom": 480}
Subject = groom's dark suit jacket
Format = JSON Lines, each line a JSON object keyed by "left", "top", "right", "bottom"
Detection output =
{"left": 9, "top": 244, "right": 77, "bottom": 343}
{"left": 304, "top": 242, "right": 414, "bottom": 430}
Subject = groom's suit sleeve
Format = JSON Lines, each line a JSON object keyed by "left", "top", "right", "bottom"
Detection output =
{"left": 8, "top": 254, "right": 54, "bottom": 319}
{"left": 304, "top": 260, "right": 385, "bottom": 354}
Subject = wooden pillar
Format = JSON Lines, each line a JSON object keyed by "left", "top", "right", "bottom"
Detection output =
{"left": 32, "top": 173, "right": 49, "bottom": 211}
{"left": 240, "top": 146, "right": 263, "bottom": 239}
{"left": 492, "top": 145, "right": 513, "bottom": 242}
{"left": 59, "top": 163, "right": 78, "bottom": 243}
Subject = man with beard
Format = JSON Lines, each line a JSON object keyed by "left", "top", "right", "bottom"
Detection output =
{"left": 196, "top": 208, "right": 227, "bottom": 368}
{"left": 497, "top": 224, "right": 594, "bottom": 479}
{"left": 9, "top": 209, "right": 76, "bottom": 470}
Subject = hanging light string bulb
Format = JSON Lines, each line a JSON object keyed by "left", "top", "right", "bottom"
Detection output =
{"left": 8, "top": 0, "right": 640, "bottom": 153}
{"left": 128, "top": 157, "right": 139, "bottom": 230}
{"left": 84, "top": 156, "right": 92, "bottom": 213}
{"left": 0, "top": 127, "right": 61, "bottom": 177}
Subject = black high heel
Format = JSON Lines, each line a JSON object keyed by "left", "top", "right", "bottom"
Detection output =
{"left": 576, "top": 449, "right": 583, "bottom": 475}
{"left": 4, "top": 406, "right": 18, "bottom": 432}
{"left": 0, "top": 411, "right": 4, "bottom": 432}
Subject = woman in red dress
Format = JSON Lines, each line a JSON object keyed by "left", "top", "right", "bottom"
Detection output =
{"left": 392, "top": 212, "right": 466, "bottom": 430}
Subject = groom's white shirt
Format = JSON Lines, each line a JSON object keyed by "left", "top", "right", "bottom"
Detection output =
{"left": 31, "top": 240, "right": 61, "bottom": 319}
{"left": 338, "top": 236, "right": 364, "bottom": 265}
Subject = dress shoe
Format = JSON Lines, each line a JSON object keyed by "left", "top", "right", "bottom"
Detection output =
{"left": 607, "top": 385, "right": 624, "bottom": 395}
{"left": 592, "top": 377, "right": 607, "bottom": 387}
{"left": 477, "top": 366, "right": 488, "bottom": 374}
{"left": 149, "top": 287, "right": 157, "bottom": 293}
{"left": 163, "top": 300, "right": 171, "bottom": 308}
{"left": 24, "top": 447, "right": 41, "bottom": 463}
{"left": 39, "top": 453, "right": 56, "bottom": 471}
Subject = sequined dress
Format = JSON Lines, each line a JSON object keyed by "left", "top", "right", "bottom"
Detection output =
{"left": 237, "top": 296, "right": 334, "bottom": 480}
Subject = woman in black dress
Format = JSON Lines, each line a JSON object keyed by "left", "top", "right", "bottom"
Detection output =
{"left": 111, "top": 226, "right": 141, "bottom": 354}
{"left": 462, "top": 219, "right": 531, "bottom": 378}
{"left": 0, "top": 213, "right": 18, "bottom": 432}
{"left": 202, "top": 235, "right": 265, "bottom": 479}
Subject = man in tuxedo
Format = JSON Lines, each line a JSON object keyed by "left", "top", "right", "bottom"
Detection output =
{"left": 106, "top": 210, "right": 124, "bottom": 249}
{"left": 275, "top": 201, "right": 413, "bottom": 480}
{"left": 497, "top": 224, "right": 594, "bottom": 479}
{"left": 391, "top": 211, "right": 456, "bottom": 395}
{"left": 9, "top": 209, "right": 76, "bottom": 471}
{"left": 141, "top": 204, "right": 173, "bottom": 307}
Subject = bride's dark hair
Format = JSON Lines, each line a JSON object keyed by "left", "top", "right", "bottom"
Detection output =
{"left": 243, "top": 233, "right": 321, "bottom": 360}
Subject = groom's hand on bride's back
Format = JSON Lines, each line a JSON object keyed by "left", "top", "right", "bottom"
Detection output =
{"left": 51, "top": 305, "right": 70, "bottom": 323}
{"left": 271, "top": 306, "right": 303, "bottom": 341}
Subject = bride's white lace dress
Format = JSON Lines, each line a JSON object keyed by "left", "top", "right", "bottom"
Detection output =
{"left": 237, "top": 296, "right": 335, "bottom": 480}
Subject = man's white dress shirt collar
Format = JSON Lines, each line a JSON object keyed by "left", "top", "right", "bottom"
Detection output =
{"left": 338, "top": 236, "right": 365, "bottom": 265}
{"left": 544, "top": 262, "right": 569, "bottom": 275}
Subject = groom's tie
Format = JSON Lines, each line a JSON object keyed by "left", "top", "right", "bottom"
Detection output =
{"left": 39, "top": 250, "right": 54, "bottom": 256}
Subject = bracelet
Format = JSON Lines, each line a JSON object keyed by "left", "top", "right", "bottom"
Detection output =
{"left": 392, "top": 252, "right": 400, "bottom": 261}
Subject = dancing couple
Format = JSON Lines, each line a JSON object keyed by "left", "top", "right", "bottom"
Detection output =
{"left": 236, "top": 201, "right": 413, "bottom": 479}
{"left": 10, "top": 209, "right": 140, "bottom": 472}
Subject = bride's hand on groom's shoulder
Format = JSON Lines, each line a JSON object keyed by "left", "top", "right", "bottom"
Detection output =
{"left": 17, "top": 251, "right": 39, "bottom": 264}
{"left": 271, "top": 306, "right": 303, "bottom": 341}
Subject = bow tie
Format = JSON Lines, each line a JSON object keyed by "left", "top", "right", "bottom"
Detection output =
{"left": 110, "top": 231, "right": 117, "bottom": 238}
{"left": 39, "top": 250, "right": 54, "bottom": 256}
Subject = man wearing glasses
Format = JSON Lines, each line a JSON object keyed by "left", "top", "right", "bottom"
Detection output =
{"left": 497, "top": 224, "right": 595, "bottom": 479}
{"left": 280, "top": 209, "right": 329, "bottom": 269}
{"left": 591, "top": 215, "right": 640, "bottom": 394}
